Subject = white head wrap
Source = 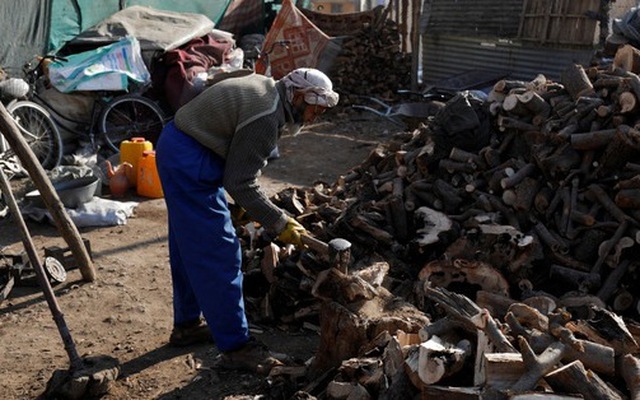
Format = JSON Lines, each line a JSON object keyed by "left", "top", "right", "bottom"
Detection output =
{"left": 280, "top": 68, "right": 340, "bottom": 108}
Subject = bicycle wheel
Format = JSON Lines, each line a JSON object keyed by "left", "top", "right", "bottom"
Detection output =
{"left": 5, "top": 100, "right": 63, "bottom": 170}
{"left": 99, "top": 94, "right": 166, "bottom": 153}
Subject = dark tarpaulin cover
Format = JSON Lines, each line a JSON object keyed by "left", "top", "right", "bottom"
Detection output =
{"left": 0, "top": 1, "right": 50, "bottom": 76}
{"left": 57, "top": 5, "right": 216, "bottom": 56}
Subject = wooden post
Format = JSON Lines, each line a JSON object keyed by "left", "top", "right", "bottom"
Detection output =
{"left": 0, "top": 102, "right": 95, "bottom": 282}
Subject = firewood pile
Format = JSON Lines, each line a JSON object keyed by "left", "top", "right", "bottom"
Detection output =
{"left": 301, "top": 5, "right": 412, "bottom": 104}
{"left": 237, "top": 46, "right": 640, "bottom": 399}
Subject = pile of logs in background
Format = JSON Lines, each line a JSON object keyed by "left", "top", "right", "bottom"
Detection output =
{"left": 301, "top": 5, "right": 413, "bottom": 104}
{"left": 236, "top": 46, "right": 640, "bottom": 399}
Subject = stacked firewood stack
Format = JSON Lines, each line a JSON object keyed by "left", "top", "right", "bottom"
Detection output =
{"left": 237, "top": 45, "right": 640, "bottom": 399}
{"left": 301, "top": 5, "right": 412, "bottom": 105}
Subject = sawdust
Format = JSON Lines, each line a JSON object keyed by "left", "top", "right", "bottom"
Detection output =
{"left": 0, "top": 111, "right": 401, "bottom": 399}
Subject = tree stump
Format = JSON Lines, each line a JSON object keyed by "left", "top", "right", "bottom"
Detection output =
{"left": 310, "top": 282, "right": 429, "bottom": 375}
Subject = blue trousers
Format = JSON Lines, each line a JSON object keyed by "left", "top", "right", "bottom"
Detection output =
{"left": 156, "top": 120, "right": 249, "bottom": 352}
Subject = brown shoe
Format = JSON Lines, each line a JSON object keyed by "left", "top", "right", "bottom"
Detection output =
{"left": 215, "top": 337, "right": 285, "bottom": 375}
{"left": 169, "top": 319, "right": 213, "bottom": 347}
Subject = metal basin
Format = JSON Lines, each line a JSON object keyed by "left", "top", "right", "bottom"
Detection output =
{"left": 25, "top": 176, "right": 99, "bottom": 209}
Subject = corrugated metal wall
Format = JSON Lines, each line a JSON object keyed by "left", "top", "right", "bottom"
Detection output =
{"left": 421, "top": 0, "right": 523, "bottom": 37}
{"left": 419, "top": 0, "right": 599, "bottom": 87}
{"left": 421, "top": 35, "right": 593, "bottom": 86}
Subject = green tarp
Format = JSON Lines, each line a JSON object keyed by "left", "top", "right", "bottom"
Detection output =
{"left": 0, "top": 0, "right": 231, "bottom": 76}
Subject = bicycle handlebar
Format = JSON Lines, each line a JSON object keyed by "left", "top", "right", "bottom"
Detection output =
{"left": 22, "top": 54, "right": 68, "bottom": 83}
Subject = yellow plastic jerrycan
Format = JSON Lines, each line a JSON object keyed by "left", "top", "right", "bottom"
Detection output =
{"left": 137, "top": 150, "right": 164, "bottom": 198}
{"left": 120, "top": 137, "right": 152, "bottom": 187}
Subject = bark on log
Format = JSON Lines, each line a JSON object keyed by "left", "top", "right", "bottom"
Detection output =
{"left": 613, "top": 44, "right": 640, "bottom": 74}
{"left": 594, "top": 125, "right": 640, "bottom": 179}
{"left": 418, "top": 336, "right": 471, "bottom": 385}
{"left": 569, "top": 129, "right": 617, "bottom": 150}
{"left": 311, "top": 286, "right": 429, "bottom": 375}
{"left": 519, "top": 90, "right": 551, "bottom": 118}
{"left": 545, "top": 360, "right": 623, "bottom": 400}
{"left": 421, "top": 385, "right": 482, "bottom": 399}
{"left": 618, "top": 91, "right": 637, "bottom": 113}
{"left": 561, "top": 64, "right": 596, "bottom": 100}
{"left": 483, "top": 352, "right": 524, "bottom": 390}
{"left": 619, "top": 354, "right": 640, "bottom": 400}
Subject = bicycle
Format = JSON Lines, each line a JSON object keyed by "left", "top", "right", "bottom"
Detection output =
{"left": 0, "top": 74, "right": 62, "bottom": 170}
{"left": 0, "top": 54, "right": 167, "bottom": 170}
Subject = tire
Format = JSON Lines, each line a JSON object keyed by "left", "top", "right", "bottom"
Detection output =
{"left": 5, "top": 100, "right": 63, "bottom": 170}
{"left": 99, "top": 94, "right": 166, "bottom": 153}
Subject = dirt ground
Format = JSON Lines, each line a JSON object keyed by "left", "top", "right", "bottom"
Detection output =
{"left": 0, "top": 111, "right": 401, "bottom": 400}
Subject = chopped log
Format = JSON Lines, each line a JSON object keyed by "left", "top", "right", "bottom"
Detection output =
{"left": 483, "top": 352, "right": 524, "bottom": 390}
{"left": 561, "top": 64, "right": 596, "bottom": 100}
{"left": 350, "top": 215, "right": 394, "bottom": 245}
{"left": 613, "top": 289, "right": 635, "bottom": 313}
{"left": 509, "top": 337, "right": 566, "bottom": 393}
{"left": 413, "top": 207, "right": 453, "bottom": 247}
{"left": 596, "top": 260, "right": 631, "bottom": 303}
{"left": 587, "top": 184, "right": 630, "bottom": 224}
{"left": 312, "top": 267, "right": 378, "bottom": 304}
{"left": 544, "top": 360, "right": 623, "bottom": 400}
{"left": 618, "top": 91, "right": 637, "bottom": 113}
{"left": 439, "top": 158, "right": 477, "bottom": 174}
{"left": 449, "top": 147, "right": 483, "bottom": 166}
{"left": 613, "top": 44, "right": 640, "bottom": 74}
{"left": 476, "top": 290, "right": 516, "bottom": 320}
{"left": 494, "top": 79, "right": 528, "bottom": 93}
{"left": 594, "top": 125, "right": 640, "bottom": 179}
{"left": 418, "top": 336, "right": 471, "bottom": 385}
{"left": 549, "top": 264, "right": 600, "bottom": 290}
{"left": 586, "top": 307, "right": 639, "bottom": 355}
{"left": 619, "top": 354, "right": 640, "bottom": 400}
{"left": 519, "top": 91, "right": 551, "bottom": 118}
{"left": 497, "top": 115, "right": 539, "bottom": 132}
{"left": 311, "top": 284, "right": 429, "bottom": 374}
{"left": 615, "top": 174, "right": 640, "bottom": 190}
{"left": 503, "top": 93, "right": 530, "bottom": 116}
{"left": 404, "top": 345, "right": 422, "bottom": 389}
{"left": 382, "top": 335, "right": 404, "bottom": 378}
{"left": 509, "top": 394, "right": 583, "bottom": 400}
{"left": 418, "top": 259, "right": 510, "bottom": 298}
{"left": 505, "top": 177, "right": 540, "bottom": 211}
{"left": 505, "top": 310, "right": 616, "bottom": 376}
{"left": 507, "top": 303, "right": 548, "bottom": 332}
{"left": 326, "top": 381, "right": 371, "bottom": 400}
{"left": 339, "top": 357, "right": 386, "bottom": 395}
{"left": 501, "top": 163, "right": 537, "bottom": 190}
{"left": 388, "top": 177, "right": 409, "bottom": 240}
{"left": 261, "top": 243, "right": 280, "bottom": 284}
{"left": 268, "top": 365, "right": 308, "bottom": 380}
{"left": 474, "top": 330, "right": 491, "bottom": 386}
{"left": 522, "top": 296, "right": 557, "bottom": 316}
{"left": 569, "top": 129, "right": 617, "bottom": 150}
{"left": 421, "top": 385, "right": 482, "bottom": 399}
{"left": 615, "top": 189, "right": 640, "bottom": 209}
{"left": 425, "top": 287, "right": 517, "bottom": 353}
{"left": 591, "top": 220, "right": 629, "bottom": 275}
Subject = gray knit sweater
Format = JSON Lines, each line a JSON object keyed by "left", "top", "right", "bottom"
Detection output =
{"left": 174, "top": 73, "right": 290, "bottom": 233}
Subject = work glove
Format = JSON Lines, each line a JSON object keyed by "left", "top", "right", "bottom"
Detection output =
{"left": 277, "top": 217, "right": 307, "bottom": 248}
{"left": 230, "top": 203, "right": 253, "bottom": 227}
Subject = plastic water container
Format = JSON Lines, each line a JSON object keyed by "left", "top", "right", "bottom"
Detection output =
{"left": 120, "top": 137, "right": 152, "bottom": 187}
{"left": 137, "top": 150, "right": 163, "bottom": 198}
